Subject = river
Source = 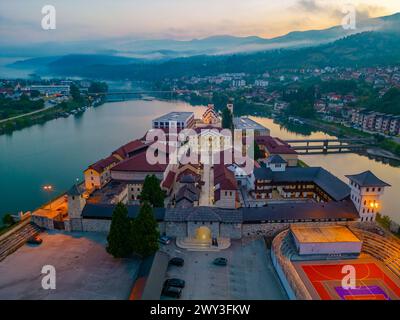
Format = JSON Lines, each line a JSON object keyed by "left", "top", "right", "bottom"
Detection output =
{"left": 0, "top": 100, "right": 399, "bottom": 223}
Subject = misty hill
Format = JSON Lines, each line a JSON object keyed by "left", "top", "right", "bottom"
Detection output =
{"left": 5, "top": 12, "right": 400, "bottom": 79}
{"left": 3, "top": 12, "right": 400, "bottom": 62}
{"left": 34, "top": 30, "right": 400, "bottom": 80}
{"left": 10, "top": 54, "right": 142, "bottom": 74}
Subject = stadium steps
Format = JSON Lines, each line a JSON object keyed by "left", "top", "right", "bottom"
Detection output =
{"left": 351, "top": 228, "right": 400, "bottom": 278}
{"left": 0, "top": 223, "right": 41, "bottom": 262}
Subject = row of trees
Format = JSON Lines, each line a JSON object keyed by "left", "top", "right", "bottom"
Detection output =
{"left": 106, "top": 175, "right": 165, "bottom": 258}
{"left": 106, "top": 201, "right": 159, "bottom": 258}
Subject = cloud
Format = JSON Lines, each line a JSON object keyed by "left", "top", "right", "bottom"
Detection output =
{"left": 296, "top": 0, "right": 322, "bottom": 12}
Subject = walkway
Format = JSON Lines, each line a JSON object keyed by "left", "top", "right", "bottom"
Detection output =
{"left": 199, "top": 162, "right": 213, "bottom": 206}
{"left": 0, "top": 102, "right": 54, "bottom": 124}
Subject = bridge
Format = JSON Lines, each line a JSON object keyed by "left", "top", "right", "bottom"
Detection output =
{"left": 88, "top": 90, "right": 210, "bottom": 102}
{"left": 284, "top": 138, "right": 374, "bottom": 155}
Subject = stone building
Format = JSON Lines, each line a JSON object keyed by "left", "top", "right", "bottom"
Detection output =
{"left": 346, "top": 170, "right": 391, "bottom": 222}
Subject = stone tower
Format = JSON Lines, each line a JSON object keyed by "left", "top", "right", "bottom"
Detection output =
{"left": 346, "top": 171, "right": 390, "bottom": 222}
{"left": 67, "top": 184, "right": 86, "bottom": 231}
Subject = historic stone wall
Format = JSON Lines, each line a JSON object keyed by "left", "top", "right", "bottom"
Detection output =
{"left": 165, "top": 222, "right": 187, "bottom": 237}
{"left": 220, "top": 223, "right": 242, "bottom": 239}
{"left": 31, "top": 215, "right": 54, "bottom": 230}
{"left": 81, "top": 219, "right": 165, "bottom": 234}
{"left": 82, "top": 219, "right": 111, "bottom": 233}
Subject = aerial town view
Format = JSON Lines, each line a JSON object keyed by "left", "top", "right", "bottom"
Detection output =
{"left": 1, "top": 0, "right": 400, "bottom": 314}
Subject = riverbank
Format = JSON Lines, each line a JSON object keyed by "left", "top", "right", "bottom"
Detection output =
{"left": 0, "top": 97, "right": 104, "bottom": 136}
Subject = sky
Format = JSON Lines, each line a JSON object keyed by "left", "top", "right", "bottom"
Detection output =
{"left": 0, "top": 0, "right": 399, "bottom": 44}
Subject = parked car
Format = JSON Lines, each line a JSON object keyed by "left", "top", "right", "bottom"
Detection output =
{"left": 164, "top": 278, "right": 185, "bottom": 288}
{"left": 162, "top": 286, "right": 182, "bottom": 298}
{"left": 159, "top": 235, "right": 171, "bottom": 245}
{"left": 213, "top": 257, "right": 227, "bottom": 266}
{"left": 27, "top": 235, "right": 42, "bottom": 245}
{"left": 169, "top": 257, "right": 184, "bottom": 267}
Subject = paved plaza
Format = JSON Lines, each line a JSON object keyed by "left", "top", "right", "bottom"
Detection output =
{"left": 0, "top": 231, "right": 140, "bottom": 300}
{"left": 161, "top": 238, "right": 288, "bottom": 300}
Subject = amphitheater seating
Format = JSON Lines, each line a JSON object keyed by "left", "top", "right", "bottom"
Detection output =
{"left": 351, "top": 228, "right": 400, "bottom": 278}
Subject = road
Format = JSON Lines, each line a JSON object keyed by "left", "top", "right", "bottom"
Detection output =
{"left": 0, "top": 102, "right": 55, "bottom": 124}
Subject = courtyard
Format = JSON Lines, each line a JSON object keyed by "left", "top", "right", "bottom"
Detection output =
{"left": 161, "top": 238, "right": 288, "bottom": 300}
{"left": 0, "top": 231, "right": 140, "bottom": 300}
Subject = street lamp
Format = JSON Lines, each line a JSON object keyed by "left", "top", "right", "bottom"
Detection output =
{"left": 43, "top": 185, "right": 54, "bottom": 210}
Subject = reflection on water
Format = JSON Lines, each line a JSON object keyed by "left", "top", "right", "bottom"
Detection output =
{"left": 251, "top": 116, "right": 400, "bottom": 223}
{"left": 0, "top": 103, "right": 398, "bottom": 224}
{"left": 0, "top": 100, "right": 206, "bottom": 217}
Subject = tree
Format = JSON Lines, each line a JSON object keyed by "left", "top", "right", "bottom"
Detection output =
{"left": 88, "top": 82, "right": 108, "bottom": 94}
{"left": 106, "top": 203, "right": 132, "bottom": 258}
{"left": 131, "top": 202, "right": 160, "bottom": 257}
{"left": 252, "top": 141, "right": 263, "bottom": 160}
{"left": 2, "top": 214, "right": 15, "bottom": 226}
{"left": 30, "top": 90, "right": 41, "bottom": 98}
{"left": 140, "top": 175, "right": 165, "bottom": 207}
{"left": 70, "top": 84, "right": 83, "bottom": 102}
{"left": 222, "top": 107, "right": 233, "bottom": 130}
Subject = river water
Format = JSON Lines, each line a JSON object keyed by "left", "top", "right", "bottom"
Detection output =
{"left": 0, "top": 100, "right": 399, "bottom": 223}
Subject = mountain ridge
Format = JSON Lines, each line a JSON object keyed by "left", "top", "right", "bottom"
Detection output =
{"left": 2, "top": 11, "right": 399, "bottom": 61}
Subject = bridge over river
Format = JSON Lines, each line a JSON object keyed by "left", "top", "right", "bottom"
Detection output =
{"left": 284, "top": 138, "right": 375, "bottom": 155}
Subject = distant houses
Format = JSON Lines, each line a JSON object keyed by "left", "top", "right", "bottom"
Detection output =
{"left": 350, "top": 109, "right": 400, "bottom": 136}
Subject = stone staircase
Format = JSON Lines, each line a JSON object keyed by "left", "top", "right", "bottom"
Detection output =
{"left": 0, "top": 223, "right": 41, "bottom": 262}
{"left": 176, "top": 237, "right": 231, "bottom": 251}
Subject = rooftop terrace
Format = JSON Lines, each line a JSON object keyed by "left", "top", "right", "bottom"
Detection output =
{"left": 233, "top": 117, "right": 269, "bottom": 133}
{"left": 291, "top": 225, "right": 361, "bottom": 244}
{"left": 152, "top": 112, "right": 194, "bottom": 123}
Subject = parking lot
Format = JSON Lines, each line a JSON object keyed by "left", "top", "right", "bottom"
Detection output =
{"left": 0, "top": 231, "right": 140, "bottom": 300}
{"left": 161, "top": 238, "right": 287, "bottom": 300}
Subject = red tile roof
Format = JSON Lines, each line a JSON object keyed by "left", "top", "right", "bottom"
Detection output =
{"left": 111, "top": 151, "right": 168, "bottom": 173}
{"left": 214, "top": 164, "right": 238, "bottom": 191}
{"left": 162, "top": 171, "right": 176, "bottom": 189}
{"left": 112, "top": 139, "right": 148, "bottom": 159}
{"left": 255, "top": 136, "right": 297, "bottom": 154}
{"left": 88, "top": 155, "right": 120, "bottom": 173}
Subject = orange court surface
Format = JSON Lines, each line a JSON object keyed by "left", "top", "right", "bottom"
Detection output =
{"left": 293, "top": 257, "right": 400, "bottom": 300}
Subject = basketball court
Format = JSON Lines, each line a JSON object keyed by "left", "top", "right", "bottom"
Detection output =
{"left": 293, "top": 258, "right": 400, "bottom": 300}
